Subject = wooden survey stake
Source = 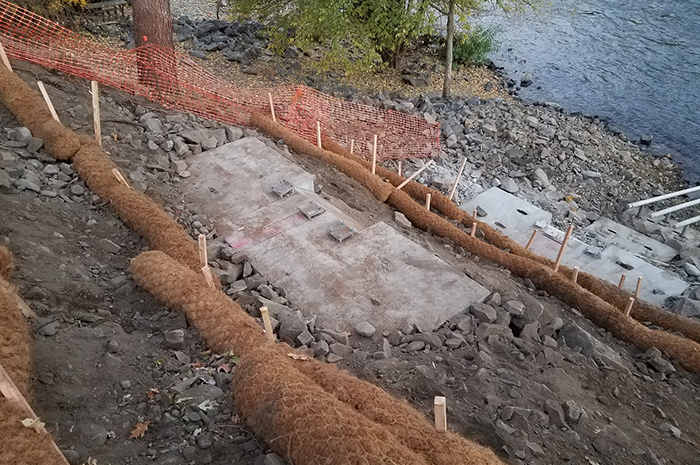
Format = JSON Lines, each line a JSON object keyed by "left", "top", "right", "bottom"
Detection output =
{"left": 91, "top": 81, "right": 101, "bottom": 146}
{"left": 624, "top": 297, "right": 635, "bottom": 317}
{"left": 37, "top": 81, "right": 60, "bottom": 122}
{"left": 635, "top": 276, "right": 643, "bottom": 299}
{"left": 112, "top": 168, "right": 130, "bottom": 188}
{"left": 350, "top": 139, "right": 354, "bottom": 155}
{"left": 618, "top": 273, "right": 627, "bottom": 288}
{"left": 525, "top": 229, "right": 538, "bottom": 251}
{"left": 261, "top": 306, "right": 275, "bottom": 342}
{"left": 553, "top": 225, "right": 574, "bottom": 273}
{"left": 398, "top": 160, "right": 402, "bottom": 176}
{"left": 0, "top": 362, "right": 70, "bottom": 465}
{"left": 470, "top": 222, "right": 477, "bottom": 238}
{"left": 425, "top": 193, "right": 431, "bottom": 211}
{"left": 198, "top": 234, "right": 208, "bottom": 268}
{"left": 434, "top": 396, "right": 447, "bottom": 432}
{"left": 371, "top": 134, "right": 378, "bottom": 175}
{"left": 397, "top": 160, "right": 434, "bottom": 190}
{"left": 268, "top": 92, "right": 276, "bottom": 122}
{"left": 0, "top": 42, "right": 11, "bottom": 72}
{"left": 448, "top": 157, "right": 468, "bottom": 201}
{"left": 316, "top": 121, "right": 322, "bottom": 148}
{"left": 572, "top": 266, "right": 579, "bottom": 284}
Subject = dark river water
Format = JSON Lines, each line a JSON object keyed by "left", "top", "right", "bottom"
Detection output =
{"left": 474, "top": 0, "right": 700, "bottom": 182}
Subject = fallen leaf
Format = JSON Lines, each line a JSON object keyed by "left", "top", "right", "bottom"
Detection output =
{"left": 287, "top": 352, "right": 309, "bottom": 361}
{"left": 217, "top": 363, "right": 232, "bottom": 373}
{"left": 147, "top": 389, "right": 159, "bottom": 400}
{"left": 20, "top": 417, "right": 47, "bottom": 434}
{"left": 198, "top": 400, "right": 218, "bottom": 411}
{"left": 130, "top": 421, "right": 150, "bottom": 439}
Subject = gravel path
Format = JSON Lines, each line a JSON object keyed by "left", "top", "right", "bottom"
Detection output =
{"left": 169, "top": 0, "right": 218, "bottom": 20}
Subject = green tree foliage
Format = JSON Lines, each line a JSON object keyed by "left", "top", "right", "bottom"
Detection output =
{"left": 231, "top": 0, "right": 532, "bottom": 74}
{"left": 452, "top": 25, "right": 499, "bottom": 65}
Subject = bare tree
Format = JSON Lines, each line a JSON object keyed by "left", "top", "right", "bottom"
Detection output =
{"left": 442, "top": 0, "right": 456, "bottom": 98}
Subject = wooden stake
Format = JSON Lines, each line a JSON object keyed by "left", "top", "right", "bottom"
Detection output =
{"left": 0, "top": 41, "right": 12, "bottom": 72}
{"left": 618, "top": 273, "right": 627, "bottom": 288}
{"left": 37, "top": 81, "right": 60, "bottom": 122}
{"left": 434, "top": 396, "right": 447, "bottom": 432}
{"left": 472, "top": 209, "right": 477, "bottom": 219}
{"left": 397, "top": 160, "right": 435, "bottom": 190}
{"left": 448, "top": 157, "right": 468, "bottom": 201}
{"left": 201, "top": 266, "right": 215, "bottom": 289}
{"left": 350, "top": 139, "right": 354, "bottom": 155}
{"left": 525, "top": 229, "right": 538, "bottom": 250}
{"left": 634, "top": 276, "right": 643, "bottom": 299}
{"left": 0, "top": 362, "right": 70, "bottom": 465}
{"left": 572, "top": 266, "right": 579, "bottom": 284}
{"left": 553, "top": 225, "right": 574, "bottom": 273}
{"left": 261, "top": 306, "right": 275, "bottom": 342}
{"left": 624, "top": 297, "right": 635, "bottom": 317}
{"left": 470, "top": 222, "right": 477, "bottom": 238}
{"left": 112, "top": 168, "right": 130, "bottom": 188}
{"left": 316, "top": 121, "right": 322, "bottom": 148}
{"left": 198, "top": 234, "right": 208, "bottom": 268}
{"left": 0, "top": 279, "right": 37, "bottom": 318}
{"left": 398, "top": 160, "right": 402, "bottom": 176}
{"left": 91, "top": 80, "right": 101, "bottom": 146}
{"left": 425, "top": 193, "right": 432, "bottom": 211}
{"left": 268, "top": 92, "right": 276, "bottom": 123}
{"left": 371, "top": 134, "right": 378, "bottom": 175}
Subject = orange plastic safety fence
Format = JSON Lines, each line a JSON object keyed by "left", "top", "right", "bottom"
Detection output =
{"left": 0, "top": 0, "right": 439, "bottom": 160}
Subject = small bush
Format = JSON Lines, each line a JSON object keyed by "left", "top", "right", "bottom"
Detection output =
{"left": 452, "top": 26, "right": 499, "bottom": 66}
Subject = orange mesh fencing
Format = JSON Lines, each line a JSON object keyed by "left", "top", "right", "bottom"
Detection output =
{"left": 0, "top": 0, "right": 439, "bottom": 160}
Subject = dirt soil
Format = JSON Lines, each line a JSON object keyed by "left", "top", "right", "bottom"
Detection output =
{"left": 1, "top": 60, "right": 700, "bottom": 465}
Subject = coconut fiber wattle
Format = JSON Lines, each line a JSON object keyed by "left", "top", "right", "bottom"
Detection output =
{"left": 130, "top": 250, "right": 506, "bottom": 465}
{"left": 234, "top": 345, "right": 433, "bottom": 465}
{"left": 0, "top": 262, "right": 31, "bottom": 396}
{"left": 130, "top": 251, "right": 267, "bottom": 357}
{"left": 0, "top": 400, "right": 68, "bottom": 465}
{"left": 71, "top": 136, "right": 202, "bottom": 274}
{"left": 0, "top": 64, "right": 80, "bottom": 161}
{"left": 321, "top": 136, "right": 700, "bottom": 344}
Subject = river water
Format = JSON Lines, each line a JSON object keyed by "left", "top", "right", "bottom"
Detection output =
{"left": 474, "top": 0, "right": 700, "bottom": 182}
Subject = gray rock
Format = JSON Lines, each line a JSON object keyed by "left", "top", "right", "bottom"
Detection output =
{"left": 475, "top": 323, "right": 513, "bottom": 341}
{"left": 202, "top": 137, "right": 218, "bottom": 151}
{"left": 469, "top": 303, "right": 497, "bottom": 324}
{"left": 226, "top": 126, "right": 244, "bottom": 142}
{"left": 401, "top": 324, "right": 415, "bottom": 335}
{"left": 445, "top": 337, "right": 463, "bottom": 350}
{"left": 503, "top": 300, "right": 525, "bottom": 317}
{"left": 181, "top": 129, "right": 213, "bottom": 145}
{"left": 297, "top": 329, "right": 315, "bottom": 347}
{"left": 643, "top": 347, "right": 676, "bottom": 374}
{"left": 659, "top": 422, "right": 681, "bottom": 439}
{"left": 670, "top": 297, "right": 700, "bottom": 318}
{"left": 326, "top": 353, "right": 344, "bottom": 363}
{"left": 563, "top": 400, "right": 585, "bottom": 424}
{"left": 43, "top": 164, "right": 60, "bottom": 176}
{"left": 559, "top": 323, "right": 629, "bottom": 373}
{"left": 394, "top": 211, "right": 412, "bottom": 228}
{"left": 0, "top": 170, "right": 11, "bottom": 192}
{"left": 278, "top": 314, "right": 307, "bottom": 345}
{"left": 62, "top": 449, "right": 80, "bottom": 465}
{"left": 180, "top": 384, "right": 225, "bottom": 405}
{"left": 684, "top": 263, "right": 700, "bottom": 278}
{"left": 405, "top": 340, "right": 425, "bottom": 352}
{"left": 545, "top": 400, "right": 569, "bottom": 428}
{"left": 354, "top": 321, "right": 377, "bottom": 338}
{"left": 413, "top": 332, "right": 443, "bottom": 348}
{"left": 78, "top": 423, "right": 110, "bottom": 445}
{"left": 70, "top": 184, "right": 85, "bottom": 196}
{"left": 145, "top": 118, "right": 164, "bottom": 134}
{"left": 520, "top": 321, "right": 539, "bottom": 340}
{"left": 9, "top": 127, "right": 32, "bottom": 143}
{"left": 15, "top": 178, "right": 40, "bottom": 192}
{"left": 39, "top": 321, "right": 58, "bottom": 336}
{"left": 311, "top": 340, "right": 330, "bottom": 356}
{"left": 330, "top": 343, "right": 354, "bottom": 357}
{"left": 164, "top": 329, "right": 185, "bottom": 350}
{"left": 501, "top": 178, "right": 518, "bottom": 193}
{"left": 533, "top": 168, "right": 550, "bottom": 187}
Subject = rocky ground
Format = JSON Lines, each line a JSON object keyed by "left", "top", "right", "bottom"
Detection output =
{"left": 2, "top": 55, "right": 700, "bottom": 465}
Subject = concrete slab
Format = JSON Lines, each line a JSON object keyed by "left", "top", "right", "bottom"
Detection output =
{"left": 460, "top": 187, "right": 552, "bottom": 247}
{"left": 586, "top": 217, "right": 678, "bottom": 262}
{"left": 461, "top": 188, "right": 688, "bottom": 306}
{"left": 182, "top": 137, "right": 490, "bottom": 332}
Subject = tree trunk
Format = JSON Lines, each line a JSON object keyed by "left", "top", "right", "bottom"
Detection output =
{"left": 132, "top": 0, "right": 175, "bottom": 96}
{"left": 442, "top": 0, "right": 456, "bottom": 99}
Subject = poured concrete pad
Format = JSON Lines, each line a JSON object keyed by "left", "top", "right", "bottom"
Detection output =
{"left": 586, "top": 217, "right": 678, "bottom": 262}
{"left": 182, "top": 137, "right": 489, "bottom": 332}
{"left": 461, "top": 188, "right": 687, "bottom": 306}
{"left": 460, "top": 187, "right": 552, "bottom": 247}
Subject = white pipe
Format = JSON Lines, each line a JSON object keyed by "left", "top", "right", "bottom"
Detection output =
{"left": 627, "top": 185, "right": 700, "bottom": 209}
{"left": 674, "top": 215, "right": 700, "bottom": 229}
{"left": 649, "top": 198, "right": 700, "bottom": 218}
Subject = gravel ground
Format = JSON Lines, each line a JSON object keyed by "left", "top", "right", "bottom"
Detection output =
{"left": 169, "top": 0, "right": 218, "bottom": 21}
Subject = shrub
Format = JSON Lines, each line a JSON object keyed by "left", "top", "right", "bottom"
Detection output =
{"left": 452, "top": 26, "right": 499, "bottom": 66}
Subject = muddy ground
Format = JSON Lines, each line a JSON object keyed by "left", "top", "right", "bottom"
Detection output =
{"left": 1, "top": 61, "right": 699, "bottom": 465}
